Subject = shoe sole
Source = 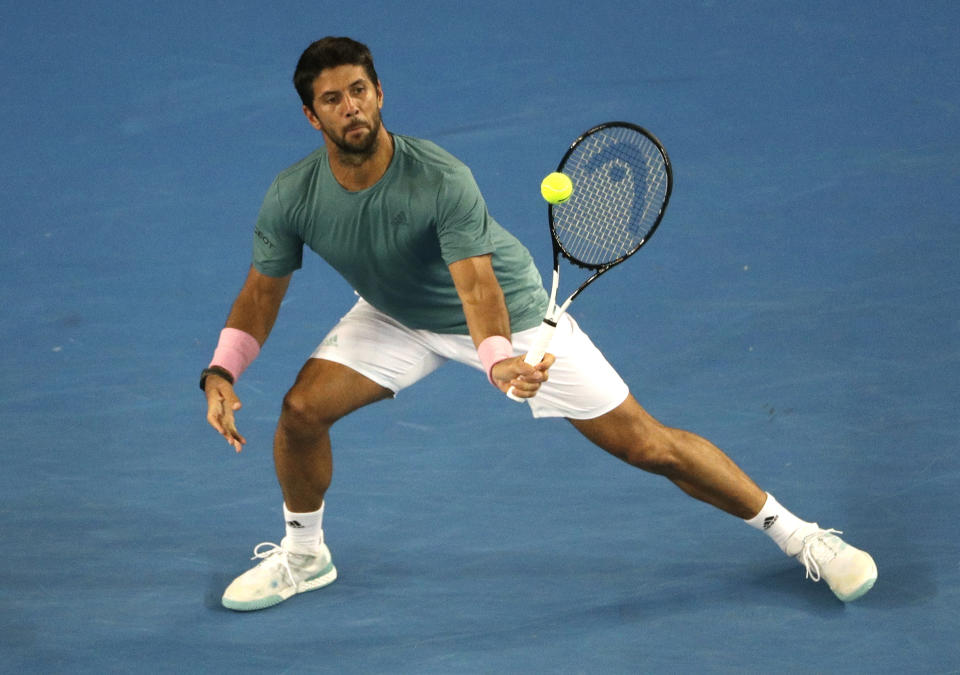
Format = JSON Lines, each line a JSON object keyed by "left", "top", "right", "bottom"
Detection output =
{"left": 222, "top": 562, "right": 338, "bottom": 612}
{"left": 834, "top": 575, "right": 876, "bottom": 602}
{"left": 830, "top": 557, "right": 878, "bottom": 602}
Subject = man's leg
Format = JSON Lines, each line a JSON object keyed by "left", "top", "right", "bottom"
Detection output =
{"left": 568, "top": 393, "right": 766, "bottom": 518}
{"left": 222, "top": 358, "right": 392, "bottom": 611}
{"left": 568, "top": 393, "right": 877, "bottom": 601}
{"left": 274, "top": 357, "right": 393, "bottom": 512}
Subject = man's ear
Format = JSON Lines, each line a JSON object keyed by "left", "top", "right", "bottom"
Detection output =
{"left": 303, "top": 104, "right": 323, "bottom": 131}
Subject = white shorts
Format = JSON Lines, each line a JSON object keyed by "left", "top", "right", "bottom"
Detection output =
{"left": 311, "top": 298, "right": 629, "bottom": 419}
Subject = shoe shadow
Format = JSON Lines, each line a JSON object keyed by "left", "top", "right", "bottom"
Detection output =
{"left": 204, "top": 573, "right": 236, "bottom": 611}
{"left": 743, "top": 557, "right": 933, "bottom": 612}
{"left": 848, "top": 561, "right": 936, "bottom": 610}
{"left": 743, "top": 564, "right": 850, "bottom": 613}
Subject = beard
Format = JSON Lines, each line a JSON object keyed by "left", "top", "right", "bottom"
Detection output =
{"left": 330, "top": 112, "right": 383, "bottom": 163}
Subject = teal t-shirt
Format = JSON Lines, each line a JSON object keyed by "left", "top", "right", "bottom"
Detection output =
{"left": 252, "top": 134, "right": 547, "bottom": 334}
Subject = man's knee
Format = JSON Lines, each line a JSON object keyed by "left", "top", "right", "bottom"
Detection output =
{"left": 573, "top": 396, "right": 681, "bottom": 474}
{"left": 280, "top": 386, "right": 338, "bottom": 434}
{"left": 624, "top": 433, "right": 681, "bottom": 475}
{"left": 597, "top": 412, "right": 681, "bottom": 475}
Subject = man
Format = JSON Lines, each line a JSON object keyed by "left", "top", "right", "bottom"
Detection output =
{"left": 201, "top": 37, "right": 877, "bottom": 612}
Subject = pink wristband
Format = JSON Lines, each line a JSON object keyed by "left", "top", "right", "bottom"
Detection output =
{"left": 209, "top": 328, "right": 261, "bottom": 381}
{"left": 477, "top": 335, "right": 513, "bottom": 386}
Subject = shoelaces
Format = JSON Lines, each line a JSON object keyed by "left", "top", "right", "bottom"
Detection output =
{"left": 797, "top": 528, "right": 843, "bottom": 582}
{"left": 250, "top": 542, "right": 296, "bottom": 586}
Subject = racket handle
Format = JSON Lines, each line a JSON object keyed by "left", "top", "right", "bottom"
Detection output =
{"left": 506, "top": 319, "right": 557, "bottom": 402}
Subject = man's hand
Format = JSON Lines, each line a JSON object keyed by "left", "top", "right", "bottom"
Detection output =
{"left": 491, "top": 352, "right": 555, "bottom": 398}
{"left": 204, "top": 375, "right": 246, "bottom": 452}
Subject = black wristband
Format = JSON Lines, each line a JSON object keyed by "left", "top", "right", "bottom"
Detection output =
{"left": 199, "top": 366, "right": 235, "bottom": 391}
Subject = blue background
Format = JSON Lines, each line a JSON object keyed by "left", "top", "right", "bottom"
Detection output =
{"left": 1, "top": 1, "right": 958, "bottom": 672}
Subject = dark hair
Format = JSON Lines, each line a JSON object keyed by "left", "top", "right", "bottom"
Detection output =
{"left": 294, "top": 37, "right": 380, "bottom": 111}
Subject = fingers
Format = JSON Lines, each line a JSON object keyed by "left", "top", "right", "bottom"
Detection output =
{"left": 220, "top": 408, "right": 247, "bottom": 453}
{"left": 205, "top": 381, "right": 247, "bottom": 453}
{"left": 494, "top": 353, "right": 555, "bottom": 398}
{"left": 533, "top": 352, "right": 556, "bottom": 371}
{"left": 506, "top": 377, "right": 541, "bottom": 398}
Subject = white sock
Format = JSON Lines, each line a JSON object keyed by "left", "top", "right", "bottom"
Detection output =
{"left": 744, "top": 493, "right": 811, "bottom": 555}
{"left": 283, "top": 502, "right": 325, "bottom": 555}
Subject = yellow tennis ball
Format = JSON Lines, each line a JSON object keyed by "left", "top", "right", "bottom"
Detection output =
{"left": 540, "top": 172, "right": 573, "bottom": 204}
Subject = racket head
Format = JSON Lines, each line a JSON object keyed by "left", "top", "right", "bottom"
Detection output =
{"left": 549, "top": 122, "right": 672, "bottom": 270}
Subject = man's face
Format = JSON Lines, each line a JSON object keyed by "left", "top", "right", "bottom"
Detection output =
{"left": 304, "top": 64, "right": 384, "bottom": 158}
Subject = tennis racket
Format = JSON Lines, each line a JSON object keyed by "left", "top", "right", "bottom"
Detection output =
{"left": 507, "top": 122, "right": 673, "bottom": 401}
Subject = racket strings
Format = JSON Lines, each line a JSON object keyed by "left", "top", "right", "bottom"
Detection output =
{"left": 553, "top": 126, "right": 669, "bottom": 267}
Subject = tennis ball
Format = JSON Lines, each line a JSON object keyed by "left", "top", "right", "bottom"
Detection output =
{"left": 540, "top": 172, "right": 573, "bottom": 204}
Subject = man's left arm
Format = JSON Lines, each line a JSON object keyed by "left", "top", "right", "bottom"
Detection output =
{"left": 448, "top": 254, "right": 553, "bottom": 397}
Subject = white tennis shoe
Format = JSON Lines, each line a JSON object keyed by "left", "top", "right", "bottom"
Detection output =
{"left": 788, "top": 524, "right": 877, "bottom": 602}
{"left": 221, "top": 537, "right": 337, "bottom": 611}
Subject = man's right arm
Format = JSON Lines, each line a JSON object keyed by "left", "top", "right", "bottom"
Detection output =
{"left": 223, "top": 265, "right": 292, "bottom": 344}
{"left": 203, "top": 266, "right": 291, "bottom": 452}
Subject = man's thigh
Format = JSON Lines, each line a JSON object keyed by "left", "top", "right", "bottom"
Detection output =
{"left": 512, "top": 314, "right": 629, "bottom": 420}
{"left": 287, "top": 357, "right": 395, "bottom": 419}
{"left": 310, "top": 298, "right": 448, "bottom": 395}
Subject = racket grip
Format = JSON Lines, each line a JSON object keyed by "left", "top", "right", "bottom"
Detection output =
{"left": 506, "top": 319, "right": 557, "bottom": 402}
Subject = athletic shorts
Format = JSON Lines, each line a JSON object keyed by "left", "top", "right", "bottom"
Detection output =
{"left": 311, "top": 297, "right": 629, "bottom": 420}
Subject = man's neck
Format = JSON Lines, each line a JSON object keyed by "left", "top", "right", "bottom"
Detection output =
{"left": 328, "top": 129, "right": 394, "bottom": 191}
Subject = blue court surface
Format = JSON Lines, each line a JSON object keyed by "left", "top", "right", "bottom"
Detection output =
{"left": 2, "top": 2, "right": 958, "bottom": 673}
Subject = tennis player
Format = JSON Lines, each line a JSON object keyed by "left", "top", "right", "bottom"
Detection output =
{"left": 201, "top": 37, "right": 877, "bottom": 611}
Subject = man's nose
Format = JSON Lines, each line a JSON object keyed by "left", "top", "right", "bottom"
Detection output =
{"left": 341, "top": 95, "right": 359, "bottom": 116}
